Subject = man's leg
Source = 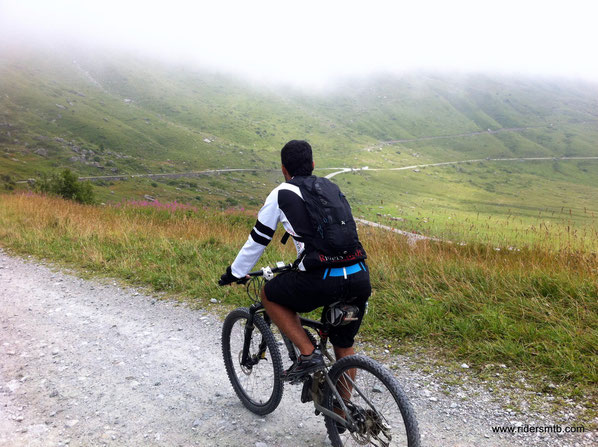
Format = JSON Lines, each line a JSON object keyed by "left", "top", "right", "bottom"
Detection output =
{"left": 333, "top": 345, "right": 355, "bottom": 361}
{"left": 260, "top": 287, "right": 314, "bottom": 356}
{"left": 333, "top": 345, "right": 357, "bottom": 424}
{"left": 331, "top": 294, "right": 369, "bottom": 402}
{"left": 333, "top": 345, "right": 357, "bottom": 393}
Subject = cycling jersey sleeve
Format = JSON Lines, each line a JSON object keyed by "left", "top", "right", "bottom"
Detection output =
{"left": 230, "top": 188, "right": 280, "bottom": 278}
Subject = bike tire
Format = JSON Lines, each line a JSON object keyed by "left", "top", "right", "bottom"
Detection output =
{"left": 324, "top": 354, "right": 420, "bottom": 447}
{"left": 221, "top": 307, "right": 284, "bottom": 415}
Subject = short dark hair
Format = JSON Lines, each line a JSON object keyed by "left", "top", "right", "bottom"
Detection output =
{"left": 281, "top": 140, "right": 313, "bottom": 177}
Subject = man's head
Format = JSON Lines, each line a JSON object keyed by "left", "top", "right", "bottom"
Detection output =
{"left": 281, "top": 140, "right": 314, "bottom": 178}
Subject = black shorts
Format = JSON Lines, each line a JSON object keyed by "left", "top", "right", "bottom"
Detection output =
{"left": 264, "top": 263, "right": 371, "bottom": 348}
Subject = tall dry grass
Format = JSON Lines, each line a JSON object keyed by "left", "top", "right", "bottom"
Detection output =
{"left": 1, "top": 193, "right": 596, "bottom": 397}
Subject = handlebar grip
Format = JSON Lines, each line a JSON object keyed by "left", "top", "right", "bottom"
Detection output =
{"left": 235, "top": 263, "right": 293, "bottom": 281}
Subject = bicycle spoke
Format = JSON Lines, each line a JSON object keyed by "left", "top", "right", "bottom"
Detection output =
{"left": 325, "top": 355, "right": 419, "bottom": 446}
{"left": 230, "top": 320, "right": 274, "bottom": 403}
{"left": 222, "top": 308, "right": 284, "bottom": 415}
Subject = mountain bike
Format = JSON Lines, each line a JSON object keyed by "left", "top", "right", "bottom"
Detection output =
{"left": 221, "top": 263, "right": 421, "bottom": 446}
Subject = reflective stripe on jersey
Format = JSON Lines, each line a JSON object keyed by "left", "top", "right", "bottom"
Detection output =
{"left": 230, "top": 179, "right": 311, "bottom": 278}
{"left": 254, "top": 219, "right": 275, "bottom": 238}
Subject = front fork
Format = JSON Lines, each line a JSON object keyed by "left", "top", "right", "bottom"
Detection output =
{"left": 241, "top": 303, "right": 268, "bottom": 368}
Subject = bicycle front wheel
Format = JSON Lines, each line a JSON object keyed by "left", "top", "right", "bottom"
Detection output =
{"left": 324, "top": 354, "right": 420, "bottom": 447}
{"left": 221, "top": 307, "right": 284, "bottom": 415}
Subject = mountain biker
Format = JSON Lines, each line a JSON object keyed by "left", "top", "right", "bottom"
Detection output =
{"left": 219, "top": 140, "right": 371, "bottom": 382}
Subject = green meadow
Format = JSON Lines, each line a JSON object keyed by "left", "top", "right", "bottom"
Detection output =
{"left": 336, "top": 159, "right": 598, "bottom": 249}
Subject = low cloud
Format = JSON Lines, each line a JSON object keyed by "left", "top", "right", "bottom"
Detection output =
{"left": 1, "top": 0, "right": 597, "bottom": 87}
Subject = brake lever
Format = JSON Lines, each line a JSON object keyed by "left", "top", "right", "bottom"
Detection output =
{"left": 261, "top": 266, "right": 274, "bottom": 281}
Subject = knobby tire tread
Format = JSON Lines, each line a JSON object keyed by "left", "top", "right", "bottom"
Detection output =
{"left": 324, "top": 354, "right": 421, "bottom": 447}
{"left": 221, "top": 307, "right": 284, "bottom": 415}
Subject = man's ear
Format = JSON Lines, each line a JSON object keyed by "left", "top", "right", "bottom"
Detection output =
{"left": 282, "top": 164, "right": 291, "bottom": 180}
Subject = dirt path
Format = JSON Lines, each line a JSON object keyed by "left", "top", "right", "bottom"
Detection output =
{"left": 324, "top": 156, "right": 598, "bottom": 179}
{"left": 34, "top": 155, "right": 595, "bottom": 185}
{"left": 1, "top": 250, "right": 595, "bottom": 446}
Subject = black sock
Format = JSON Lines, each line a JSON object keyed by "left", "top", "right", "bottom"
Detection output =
{"left": 301, "top": 349, "right": 315, "bottom": 359}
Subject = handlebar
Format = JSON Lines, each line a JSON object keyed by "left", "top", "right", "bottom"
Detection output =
{"left": 230, "top": 262, "right": 293, "bottom": 302}
{"left": 236, "top": 262, "right": 294, "bottom": 283}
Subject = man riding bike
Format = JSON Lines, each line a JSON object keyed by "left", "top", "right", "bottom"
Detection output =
{"left": 219, "top": 140, "right": 371, "bottom": 383}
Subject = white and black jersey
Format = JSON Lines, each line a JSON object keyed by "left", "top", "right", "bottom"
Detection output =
{"left": 231, "top": 179, "right": 315, "bottom": 278}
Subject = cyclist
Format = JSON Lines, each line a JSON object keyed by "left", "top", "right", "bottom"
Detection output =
{"left": 219, "top": 140, "right": 371, "bottom": 382}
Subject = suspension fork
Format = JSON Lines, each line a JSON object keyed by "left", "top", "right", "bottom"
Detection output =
{"left": 241, "top": 303, "right": 266, "bottom": 367}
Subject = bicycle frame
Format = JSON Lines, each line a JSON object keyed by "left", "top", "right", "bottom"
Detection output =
{"left": 241, "top": 301, "right": 358, "bottom": 430}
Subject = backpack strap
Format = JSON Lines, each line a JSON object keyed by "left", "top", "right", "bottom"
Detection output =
{"left": 282, "top": 176, "right": 311, "bottom": 248}
{"left": 292, "top": 250, "right": 306, "bottom": 270}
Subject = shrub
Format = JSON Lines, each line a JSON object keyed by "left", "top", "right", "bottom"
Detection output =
{"left": 1, "top": 174, "right": 16, "bottom": 190}
{"left": 35, "top": 168, "right": 95, "bottom": 204}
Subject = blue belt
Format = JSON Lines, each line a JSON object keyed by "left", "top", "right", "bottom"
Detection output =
{"left": 322, "top": 262, "right": 365, "bottom": 279}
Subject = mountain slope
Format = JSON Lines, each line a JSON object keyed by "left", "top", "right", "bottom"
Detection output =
{"left": 2, "top": 47, "right": 597, "bottom": 175}
{"left": 1, "top": 44, "right": 598, "bottom": 224}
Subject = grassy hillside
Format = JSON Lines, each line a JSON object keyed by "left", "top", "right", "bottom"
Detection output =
{"left": 339, "top": 160, "right": 598, "bottom": 249}
{"left": 1, "top": 44, "right": 598, "bottom": 239}
{"left": 303, "top": 74, "right": 598, "bottom": 156}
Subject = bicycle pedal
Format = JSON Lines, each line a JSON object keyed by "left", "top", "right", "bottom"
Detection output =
{"left": 300, "top": 376, "right": 313, "bottom": 403}
{"left": 290, "top": 376, "right": 309, "bottom": 385}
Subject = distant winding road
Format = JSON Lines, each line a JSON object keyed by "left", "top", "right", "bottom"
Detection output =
{"left": 324, "top": 156, "right": 598, "bottom": 179}
{"left": 361, "top": 125, "right": 547, "bottom": 151}
{"left": 14, "top": 122, "right": 598, "bottom": 184}
{"left": 16, "top": 155, "right": 597, "bottom": 184}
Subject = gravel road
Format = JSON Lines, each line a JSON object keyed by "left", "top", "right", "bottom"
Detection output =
{"left": 1, "top": 249, "right": 595, "bottom": 446}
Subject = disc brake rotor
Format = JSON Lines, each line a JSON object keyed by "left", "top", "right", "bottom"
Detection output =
{"left": 238, "top": 350, "right": 253, "bottom": 375}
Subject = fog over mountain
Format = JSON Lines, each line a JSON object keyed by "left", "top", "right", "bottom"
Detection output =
{"left": 1, "top": 0, "right": 597, "bottom": 88}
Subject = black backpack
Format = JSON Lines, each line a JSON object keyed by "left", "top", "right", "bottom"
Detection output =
{"left": 285, "top": 176, "right": 366, "bottom": 269}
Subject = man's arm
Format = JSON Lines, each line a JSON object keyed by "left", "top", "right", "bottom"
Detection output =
{"left": 229, "top": 189, "right": 280, "bottom": 278}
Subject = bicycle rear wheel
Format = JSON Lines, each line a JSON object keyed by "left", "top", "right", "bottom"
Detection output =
{"left": 324, "top": 354, "right": 420, "bottom": 447}
{"left": 221, "top": 307, "right": 284, "bottom": 415}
